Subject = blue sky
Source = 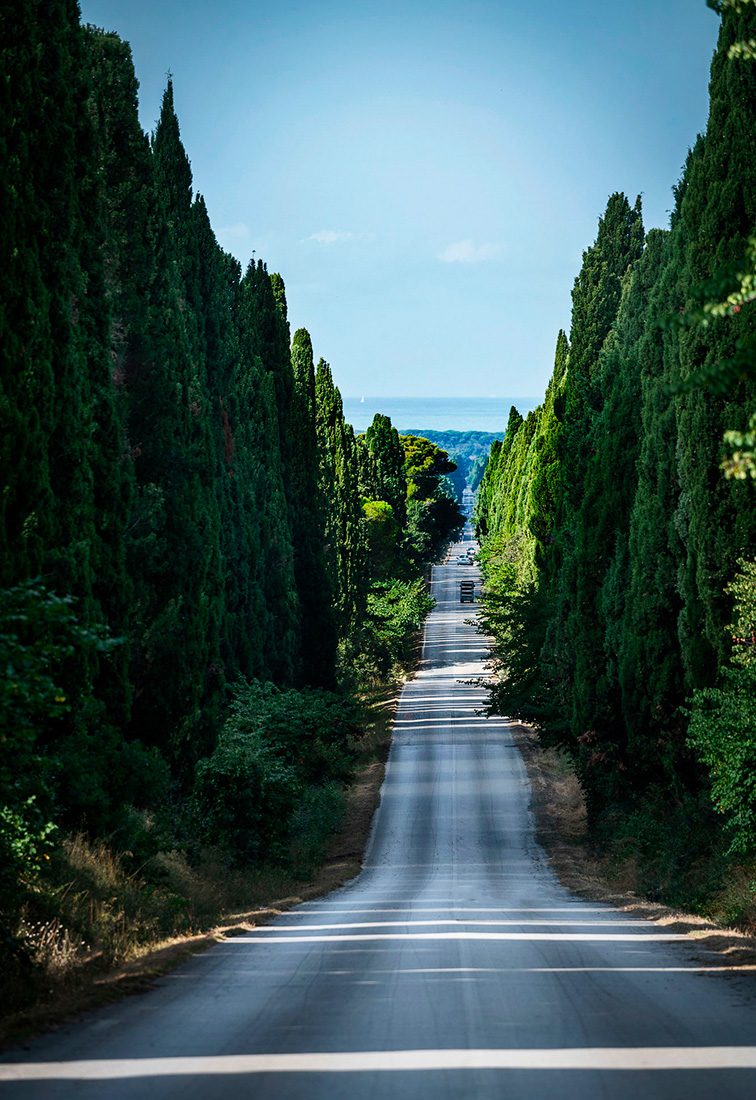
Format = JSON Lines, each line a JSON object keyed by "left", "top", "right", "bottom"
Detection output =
{"left": 79, "top": 0, "right": 719, "bottom": 398}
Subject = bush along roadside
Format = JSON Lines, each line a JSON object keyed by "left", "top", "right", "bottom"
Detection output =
{"left": 0, "top": 672, "right": 402, "bottom": 1044}
{"left": 0, "top": 553, "right": 444, "bottom": 1044}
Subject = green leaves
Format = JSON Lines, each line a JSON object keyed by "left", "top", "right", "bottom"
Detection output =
{"left": 688, "top": 560, "right": 756, "bottom": 853}
{"left": 358, "top": 579, "right": 435, "bottom": 679}
{"left": 193, "top": 680, "right": 359, "bottom": 864}
{"left": 722, "top": 412, "right": 756, "bottom": 478}
{"left": 0, "top": 580, "right": 118, "bottom": 741}
{"left": 0, "top": 580, "right": 119, "bottom": 911}
{"left": 707, "top": 0, "right": 756, "bottom": 16}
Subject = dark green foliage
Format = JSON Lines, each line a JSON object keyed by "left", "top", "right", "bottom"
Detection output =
{"left": 0, "top": 0, "right": 462, "bottom": 974}
{"left": 400, "top": 435, "right": 465, "bottom": 560}
{"left": 405, "top": 430, "right": 498, "bottom": 497}
{"left": 688, "top": 560, "right": 756, "bottom": 854}
{"left": 477, "top": 2, "right": 756, "bottom": 862}
{"left": 0, "top": 7, "right": 133, "bottom": 730}
{"left": 0, "top": 581, "right": 118, "bottom": 917}
{"left": 194, "top": 732, "right": 300, "bottom": 865}
{"left": 2, "top": 3, "right": 365, "bottom": 891}
{"left": 474, "top": 407, "right": 523, "bottom": 541}
{"left": 357, "top": 580, "right": 435, "bottom": 680}
{"left": 619, "top": 213, "right": 692, "bottom": 794}
{"left": 474, "top": 440, "right": 503, "bottom": 540}
{"left": 527, "top": 331, "right": 568, "bottom": 569}
{"left": 193, "top": 680, "right": 359, "bottom": 864}
{"left": 361, "top": 500, "right": 401, "bottom": 577}
{"left": 315, "top": 359, "right": 367, "bottom": 637}
{"left": 236, "top": 262, "right": 300, "bottom": 685}
{"left": 290, "top": 329, "right": 338, "bottom": 688}
{"left": 107, "top": 82, "right": 223, "bottom": 767}
{"left": 479, "top": 582, "right": 568, "bottom": 749}
{"left": 231, "top": 680, "right": 359, "bottom": 786}
{"left": 359, "top": 414, "right": 408, "bottom": 526}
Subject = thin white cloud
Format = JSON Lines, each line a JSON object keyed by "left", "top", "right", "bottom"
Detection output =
{"left": 438, "top": 239, "right": 503, "bottom": 263}
{"left": 216, "top": 222, "right": 252, "bottom": 242}
{"left": 303, "top": 230, "right": 376, "bottom": 244}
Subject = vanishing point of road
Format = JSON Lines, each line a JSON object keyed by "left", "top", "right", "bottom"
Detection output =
{"left": 3, "top": 509, "right": 756, "bottom": 1099}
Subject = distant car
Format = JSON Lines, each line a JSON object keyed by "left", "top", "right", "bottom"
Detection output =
{"left": 460, "top": 581, "right": 475, "bottom": 603}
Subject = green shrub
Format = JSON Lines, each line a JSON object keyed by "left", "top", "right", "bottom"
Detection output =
{"left": 229, "top": 680, "right": 359, "bottom": 784}
{"left": 688, "top": 559, "right": 756, "bottom": 854}
{"left": 597, "top": 788, "right": 722, "bottom": 909}
{"left": 193, "top": 731, "right": 300, "bottom": 864}
{"left": 288, "top": 781, "right": 346, "bottom": 873}
{"left": 356, "top": 579, "right": 435, "bottom": 679}
{"left": 0, "top": 581, "right": 119, "bottom": 920}
{"left": 53, "top": 719, "right": 171, "bottom": 840}
{"left": 193, "top": 680, "right": 360, "bottom": 865}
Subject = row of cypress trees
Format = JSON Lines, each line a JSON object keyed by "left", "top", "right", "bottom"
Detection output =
{"left": 474, "top": 2, "right": 756, "bottom": 881}
{"left": 0, "top": 3, "right": 459, "bottom": 893}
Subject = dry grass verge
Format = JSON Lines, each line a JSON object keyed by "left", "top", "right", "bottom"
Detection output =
{"left": 511, "top": 720, "right": 756, "bottom": 970}
{"left": 1, "top": 681, "right": 401, "bottom": 1049}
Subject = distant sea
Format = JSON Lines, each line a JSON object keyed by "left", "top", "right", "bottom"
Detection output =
{"left": 341, "top": 396, "right": 539, "bottom": 436}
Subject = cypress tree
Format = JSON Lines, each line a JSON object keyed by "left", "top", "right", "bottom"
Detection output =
{"left": 565, "top": 230, "right": 671, "bottom": 805}
{"left": 474, "top": 406, "right": 522, "bottom": 540}
{"left": 672, "top": 2, "right": 756, "bottom": 687}
{"left": 621, "top": 3, "right": 756, "bottom": 799}
{"left": 0, "top": 5, "right": 132, "bottom": 724}
{"left": 361, "top": 413, "right": 408, "bottom": 527}
{"left": 236, "top": 264, "right": 300, "bottom": 684}
{"left": 536, "top": 195, "right": 645, "bottom": 774}
{"left": 557, "top": 193, "right": 644, "bottom": 535}
{"left": 116, "top": 79, "right": 226, "bottom": 767}
{"left": 528, "top": 330, "right": 568, "bottom": 570}
{"left": 290, "top": 328, "right": 338, "bottom": 688}
{"left": 315, "top": 359, "right": 366, "bottom": 637}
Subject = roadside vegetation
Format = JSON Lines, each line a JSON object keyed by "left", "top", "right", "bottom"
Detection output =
{"left": 0, "top": 8, "right": 463, "bottom": 1036}
{"left": 473, "top": 0, "right": 756, "bottom": 930}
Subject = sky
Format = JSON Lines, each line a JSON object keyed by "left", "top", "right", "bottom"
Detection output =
{"left": 79, "top": 0, "right": 720, "bottom": 399}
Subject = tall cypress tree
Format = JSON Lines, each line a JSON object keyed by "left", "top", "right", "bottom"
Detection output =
{"left": 290, "top": 328, "right": 338, "bottom": 688}
{"left": 360, "top": 413, "right": 408, "bottom": 526}
{"left": 537, "top": 194, "right": 645, "bottom": 769}
{"left": 0, "top": 6, "right": 132, "bottom": 721}
{"left": 315, "top": 359, "right": 366, "bottom": 638}
{"left": 672, "top": 2, "right": 756, "bottom": 687}
{"left": 621, "top": 3, "right": 756, "bottom": 800}
{"left": 113, "top": 79, "right": 226, "bottom": 768}
{"left": 528, "top": 330, "right": 568, "bottom": 570}
{"left": 618, "top": 225, "right": 689, "bottom": 796}
{"left": 557, "top": 194, "right": 644, "bottom": 526}
{"left": 565, "top": 230, "right": 670, "bottom": 804}
{"left": 236, "top": 264, "right": 300, "bottom": 684}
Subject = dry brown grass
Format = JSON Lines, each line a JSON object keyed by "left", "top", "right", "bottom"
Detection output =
{"left": 510, "top": 720, "right": 756, "bottom": 970}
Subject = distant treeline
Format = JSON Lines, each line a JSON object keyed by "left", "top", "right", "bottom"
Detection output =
{"left": 0, "top": 4, "right": 463, "bottom": 946}
{"left": 475, "top": 3, "right": 756, "bottom": 904}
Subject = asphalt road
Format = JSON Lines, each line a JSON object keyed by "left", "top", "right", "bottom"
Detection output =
{"left": 3, "top": 517, "right": 756, "bottom": 1098}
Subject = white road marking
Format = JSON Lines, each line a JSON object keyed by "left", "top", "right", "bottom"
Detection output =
{"left": 5, "top": 1048, "right": 756, "bottom": 1079}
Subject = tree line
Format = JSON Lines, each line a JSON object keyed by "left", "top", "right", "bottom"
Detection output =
{"left": 474, "top": 1, "right": 756, "bottom": 904}
{"left": 0, "top": 1, "right": 463, "bottom": 965}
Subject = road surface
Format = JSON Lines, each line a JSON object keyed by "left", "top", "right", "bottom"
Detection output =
{"left": 3, "top": 519, "right": 756, "bottom": 1098}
